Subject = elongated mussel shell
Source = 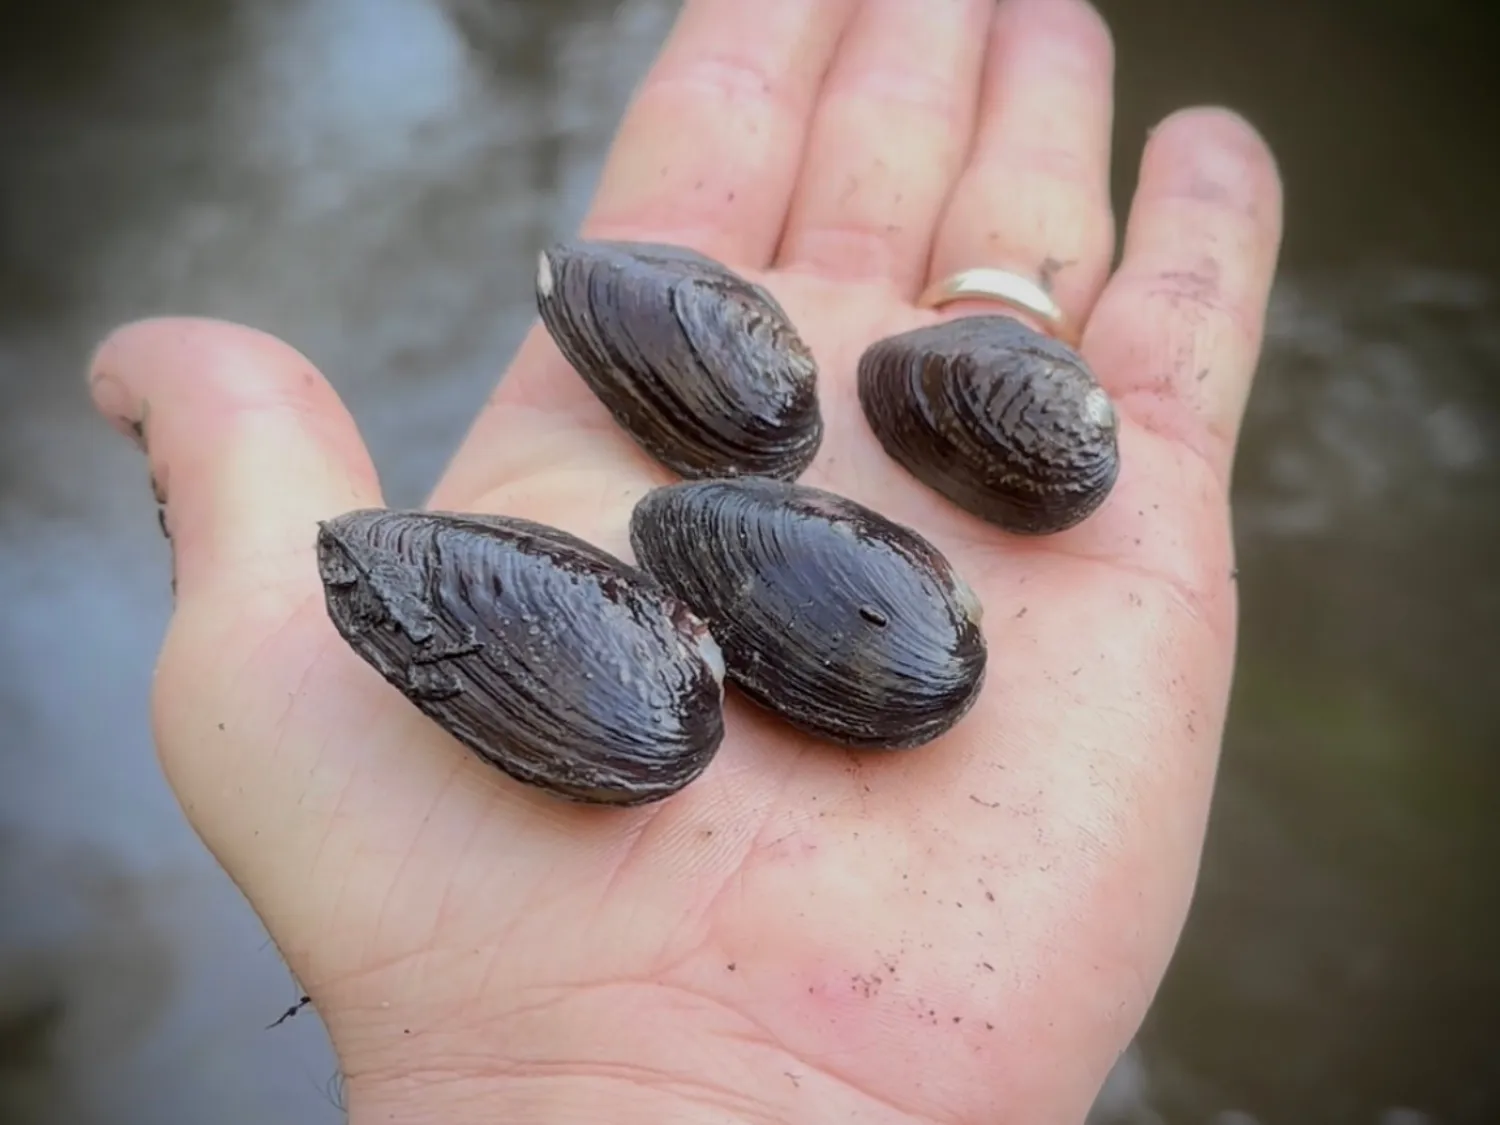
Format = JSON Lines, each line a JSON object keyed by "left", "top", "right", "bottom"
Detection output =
{"left": 857, "top": 315, "right": 1120, "bottom": 534}
{"left": 316, "top": 509, "right": 727, "bottom": 806}
{"left": 536, "top": 238, "right": 823, "bottom": 480}
{"left": 629, "top": 478, "right": 987, "bottom": 749}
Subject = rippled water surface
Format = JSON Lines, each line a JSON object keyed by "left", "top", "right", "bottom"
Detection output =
{"left": 2, "top": 2, "right": 1496, "bottom": 1123}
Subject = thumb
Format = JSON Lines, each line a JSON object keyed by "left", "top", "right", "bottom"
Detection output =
{"left": 89, "top": 317, "right": 383, "bottom": 603}
{"left": 87, "top": 317, "right": 388, "bottom": 932}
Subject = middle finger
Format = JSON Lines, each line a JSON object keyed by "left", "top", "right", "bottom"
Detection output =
{"left": 774, "top": 0, "right": 993, "bottom": 297}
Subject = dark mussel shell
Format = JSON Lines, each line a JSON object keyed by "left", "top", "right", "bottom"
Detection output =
{"left": 316, "top": 509, "right": 726, "bottom": 807}
{"left": 535, "top": 238, "right": 823, "bottom": 480}
{"left": 857, "top": 314, "right": 1120, "bottom": 535}
{"left": 629, "top": 478, "right": 987, "bottom": 750}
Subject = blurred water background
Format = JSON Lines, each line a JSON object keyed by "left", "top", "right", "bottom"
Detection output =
{"left": 1, "top": 1, "right": 1496, "bottom": 1122}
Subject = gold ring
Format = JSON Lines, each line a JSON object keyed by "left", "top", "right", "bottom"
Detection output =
{"left": 917, "top": 267, "right": 1069, "bottom": 341}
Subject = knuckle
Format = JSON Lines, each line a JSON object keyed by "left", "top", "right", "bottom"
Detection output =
{"left": 785, "top": 219, "right": 905, "bottom": 282}
{"left": 646, "top": 50, "right": 782, "bottom": 115}
{"left": 824, "top": 64, "right": 967, "bottom": 126}
{"left": 1138, "top": 262, "right": 1258, "bottom": 348}
{"left": 1004, "top": 143, "right": 1104, "bottom": 198}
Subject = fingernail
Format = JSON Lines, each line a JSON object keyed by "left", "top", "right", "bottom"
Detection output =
{"left": 89, "top": 371, "right": 148, "bottom": 452}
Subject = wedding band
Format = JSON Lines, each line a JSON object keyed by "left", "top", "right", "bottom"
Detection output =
{"left": 917, "top": 267, "right": 1069, "bottom": 340}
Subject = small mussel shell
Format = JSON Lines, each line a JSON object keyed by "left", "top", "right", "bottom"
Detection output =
{"left": 535, "top": 238, "right": 823, "bottom": 480}
{"left": 857, "top": 314, "right": 1121, "bottom": 535}
{"left": 316, "top": 509, "right": 727, "bottom": 807}
{"left": 628, "top": 478, "right": 987, "bottom": 750}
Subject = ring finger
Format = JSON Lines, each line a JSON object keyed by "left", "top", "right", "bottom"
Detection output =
{"left": 923, "top": 0, "right": 1117, "bottom": 341}
{"left": 774, "top": 0, "right": 993, "bottom": 296}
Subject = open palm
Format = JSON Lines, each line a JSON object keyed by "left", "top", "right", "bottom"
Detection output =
{"left": 89, "top": 2, "right": 1281, "bottom": 1122}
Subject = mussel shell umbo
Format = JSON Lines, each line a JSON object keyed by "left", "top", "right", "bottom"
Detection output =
{"left": 629, "top": 478, "right": 987, "bottom": 750}
{"left": 857, "top": 314, "right": 1120, "bottom": 535}
{"left": 535, "top": 238, "right": 823, "bottom": 481}
{"left": 316, "top": 509, "right": 727, "bottom": 807}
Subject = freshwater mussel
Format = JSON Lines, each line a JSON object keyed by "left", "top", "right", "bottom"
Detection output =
{"left": 316, "top": 509, "right": 726, "bottom": 807}
{"left": 629, "top": 477, "right": 987, "bottom": 749}
{"left": 857, "top": 314, "right": 1121, "bottom": 535}
{"left": 535, "top": 238, "right": 823, "bottom": 480}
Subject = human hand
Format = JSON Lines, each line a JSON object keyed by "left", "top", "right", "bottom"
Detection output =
{"left": 87, "top": 1, "right": 1282, "bottom": 1121}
